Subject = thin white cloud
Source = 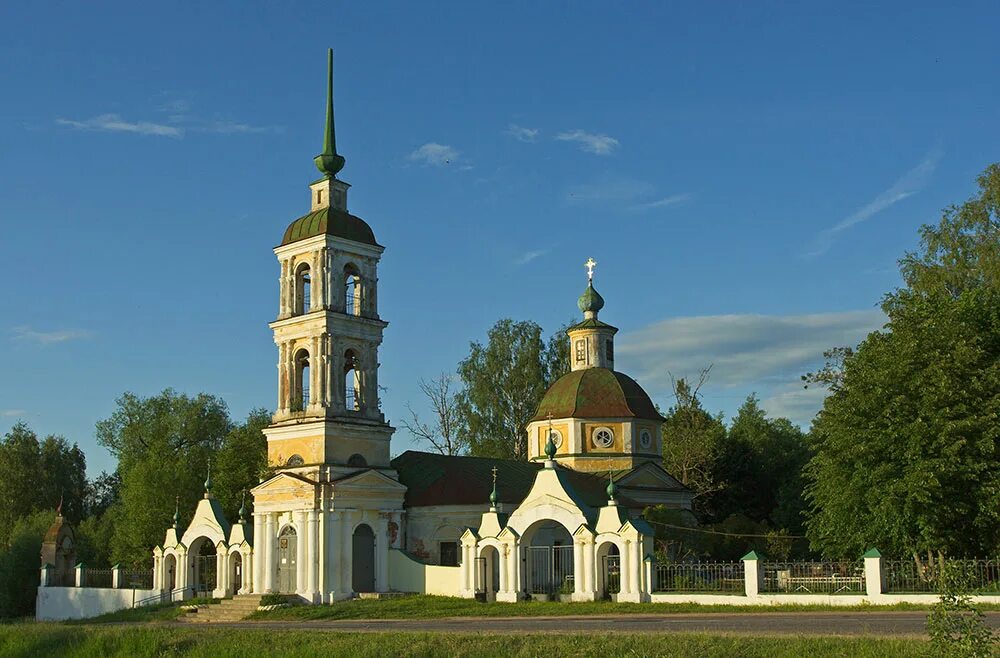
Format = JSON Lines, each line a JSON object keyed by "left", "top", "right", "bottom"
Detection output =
{"left": 1, "top": 409, "right": 27, "bottom": 417}
{"left": 566, "top": 177, "right": 655, "bottom": 204}
{"left": 629, "top": 193, "right": 692, "bottom": 211}
{"left": 760, "top": 384, "right": 829, "bottom": 427}
{"left": 555, "top": 130, "right": 619, "bottom": 155}
{"left": 506, "top": 124, "right": 539, "bottom": 142}
{"left": 805, "top": 146, "right": 944, "bottom": 257}
{"left": 514, "top": 249, "right": 548, "bottom": 266}
{"left": 56, "top": 114, "right": 183, "bottom": 137}
{"left": 409, "top": 142, "right": 460, "bottom": 167}
{"left": 617, "top": 310, "right": 885, "bottom": 417}
{"left": 199, "top": 121, "right": 283, "bottom": 135}
{"left": 11, "top": 326, "right": 92, "bottom": 344}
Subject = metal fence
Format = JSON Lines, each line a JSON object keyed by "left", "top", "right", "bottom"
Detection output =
{"left": 761, "top": 561, "right": 865, "bottom": 594}
{"left": 654, "top": 561, "right": 745, "bottom": 593}
{"left": 82, "top": 568, "right": 114, "bottom": 589}
{"left": 526, "top": 545, "right": 574, "bottom": 596}
{"left": 118, "top": 569, "right": 154, "bottom": 590}
{"left": 48, "top": 569, "right": 76, "bottom": 587}
{"left": 885, "top": 558, "right": 1000, "bottom": 594}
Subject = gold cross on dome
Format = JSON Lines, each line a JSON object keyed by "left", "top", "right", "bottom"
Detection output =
{"left": 585, "top": 257, "right": 597, "bottom": 281}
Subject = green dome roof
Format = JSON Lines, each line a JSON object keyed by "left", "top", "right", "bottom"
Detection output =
{"left": 531, "top": 368, "right": 663, "bottom": 422}
{"left": 578, "top": 283, "right": 605, "bottom": 314}
{"left": 281, "top": 206, "right": 378, "bottom": 247}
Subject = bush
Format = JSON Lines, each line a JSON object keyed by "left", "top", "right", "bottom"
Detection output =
{"left": 927, "top": 561, "right": 998, "bottom": 658}
{"left": 260, "top": 593, "right": 290, "bottom": 607}
{"left": 0, "top": 511, "right": 57, "bottom": 619}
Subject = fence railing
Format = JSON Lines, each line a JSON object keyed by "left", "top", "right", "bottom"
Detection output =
{"left": 654, "top": 561, "right": 745, "bottom": 593}
{"left": 761, "top": 561, "right": 865, "bottom": 594}
{"left": 885, "top": 558, "right": 1000, "bottom": 594}
{"left": 118, "top": 570, "right": 154, "bottom": 590}
{"left": 82, "top": 568, "right": 114, "bottom": 589}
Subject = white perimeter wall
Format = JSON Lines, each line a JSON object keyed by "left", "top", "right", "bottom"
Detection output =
{"left": 36, "top": 587, "right": 158, "bottom": 621}
{"left": 388, "top": 549, "right": 461, "bottom": 596}
{"left": 648, "top": 593, "right": 1000, "bottom": 606}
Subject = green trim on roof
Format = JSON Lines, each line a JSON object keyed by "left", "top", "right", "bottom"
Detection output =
{"left": 281, "top": 206, "right": 378, "bottom": 246}
{"left": 567, "top": 318, "right": 618, "bottom": 332}
{"left": 741, "top": 550, "right": 762, "bottom": 561}
{"left": 862, "top": 548, "right": 882, "bottom": 558}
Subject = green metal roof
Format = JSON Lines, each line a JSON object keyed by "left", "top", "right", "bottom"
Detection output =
{"left": 281, "top": 206, "right": 378, "bottom": 247}
{"left": 568, "top": 318, "right": 618, "bottom": 332}
{"left": 577, "top": 282, "right": 605, "bottom": 314}
{"left": 531, "top": 368, "right": 664, "bottom": 422}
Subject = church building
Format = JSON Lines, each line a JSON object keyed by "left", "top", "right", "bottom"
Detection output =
{"left": 153, "top": 50, "right": 692, "bottom": 604}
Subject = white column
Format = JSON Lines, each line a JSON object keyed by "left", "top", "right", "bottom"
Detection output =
{"left": 342, "top": 510, "right": 354, "bottom": 593}
{"left": 252, "top": 513, "right": 263, "bottom": 593}
{"left": 307, "top": 509, "right": 319, "bottom": 599}
{"left": 328, "top": 511, "right": 342, "bottom": 595}
{"left": 264, "top": 513, "right": 276, "bottom": 592}
{"left": 216, "top": 550, "right": 226, "bottom": 596}
{"left": 864, "top": 550, "right": 884, "bottom": 597}
{"left": 244, "top": 550, "right": 252, "bottom": 594}
{"left": 498, "top": 547, "right": 509, "bottom": 594}
{"left": 376, "top": 515, "right": 389, "bottom": 592}
{"left": 585, "top": 540, "right": 596, "bottom": 594}
{"left": 317, "top": 510, "right": 326, "bottom": 597}
{"left": 278, "top": 260, "right": 287, "bottom": 318}
{"left": 295, "top": 511, "right": 307, "bottom": 594}
{"left": 573, "top": 540, "right": 584, "bottom": 596}
{"left": 621, "top": 540, "right": 631, "bottom": 595}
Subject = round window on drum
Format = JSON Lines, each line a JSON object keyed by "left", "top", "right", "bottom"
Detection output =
{"left": 592, "top": 427, "right": 614, "bottom": 449}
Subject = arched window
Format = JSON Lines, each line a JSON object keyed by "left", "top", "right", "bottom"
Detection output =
{"left": 295, "top": 264, "right": 311, "bottom": 315}
{"left": 347, "top": 453, "right": 367, "bottom": 467}
{"left": 344, "top": 264, "right": 362, "bottom": 316}
{"left": 294, "top": 349, "right": 310, "bottom": 411}
{"left": 344, "top": 349, "right": 360, "bottom": 411}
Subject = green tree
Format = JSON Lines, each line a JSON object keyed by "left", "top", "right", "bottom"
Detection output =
{"left": 0, "top": 510, "right": 55, "bottom": 618}
{"left": 805, "top": 164, "right": 1000, "bottom": 560}
{"left": 213, "top": 408, "right": 271, "bottom": 521}
{"left": 0, "top": 424, "right": 88, "bottom": 546}
{"left": 456, "top": 319, "right": 568, "bottom": 460}
{"left": 96, "top": 389, "right": 232, "bottom": 566}
{"left": 714, "top": 395, "right": 810, "bottom": 533}
{"left": 660, "top": 371, "right": 727, "bottom": 517}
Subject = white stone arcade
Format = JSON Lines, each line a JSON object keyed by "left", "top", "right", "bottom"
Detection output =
{"left": 460, "top": 457, "right": 654, "bottom": 603}
{"left": 153, "top": 492, "right": 253, "bottom": 600}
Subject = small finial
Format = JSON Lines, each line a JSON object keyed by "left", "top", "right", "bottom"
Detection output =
{"left": 238, "top": 490, "right": 247, "bottom": 524}
{"left": 173, "top": 495, "right": 180, "bottom": 528}
{"left": 585, "top": 257, "right": 597, "bottom": 282}
{"left": 606, "top": 467, "right": 618, "bottom": 501}
{"left": 489, "top": 466, "right": 498, "bottom": 507}
{"left": 204, "top": 462, "right": 212, "bottom": 498}
{"left": 56, "top": 491, "right": 63, "bottom": 517}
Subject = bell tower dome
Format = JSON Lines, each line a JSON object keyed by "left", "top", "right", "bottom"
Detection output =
{"left": 263, "top": 49, "right": 394, "bottom": 480}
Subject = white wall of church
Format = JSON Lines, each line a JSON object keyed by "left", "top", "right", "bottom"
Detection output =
{"left": 405, "top": 505, "right": 487, "bottom": 564}
{"left": 388, "top": 549, "right": 461, "bottom": 596}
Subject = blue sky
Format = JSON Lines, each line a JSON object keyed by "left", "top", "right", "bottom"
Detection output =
{"left": 2, "top": 2, "right": 998, "bottom": 476}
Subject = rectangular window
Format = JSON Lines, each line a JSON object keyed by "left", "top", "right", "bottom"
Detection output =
{"left": 606, "top": 339, "right": 614, "bottom": 363}
{"left": 575, "top": 339, "right": 586, "bottom": 363}
{"left": 440, "top": 541, "right": 459, "bottom": 566}
{"left": 317, "top": 189, "right": 323, "bottom": 205}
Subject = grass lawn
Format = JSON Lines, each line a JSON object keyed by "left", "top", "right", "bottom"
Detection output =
{"left": 0, "top": 624, "right": 934, "bottom": 657}
{"left": 248, "top": 594, "right": 953, "bottom": 621}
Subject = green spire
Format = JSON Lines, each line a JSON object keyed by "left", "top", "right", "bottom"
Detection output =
{"left": 544, "top": 434, "right": 557, "bottom": 459}
{"left": 204, "top": 462, "right": 212, "bottom": 497}
{"left": 606, "top": 468, "right": 617, "bottom": 501}
{"left": 489, "top": 466, "right": 498, "bottom": 507}
{"left": 314, "top": 48, "right": 346, "bottom": 178}
{"left": 238, "top": 490, "right": 247, "bottom": 524}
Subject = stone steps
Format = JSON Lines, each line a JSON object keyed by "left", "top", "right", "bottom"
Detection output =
{"left": 179, "top": 595, "right": 264, "bottom": 623}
